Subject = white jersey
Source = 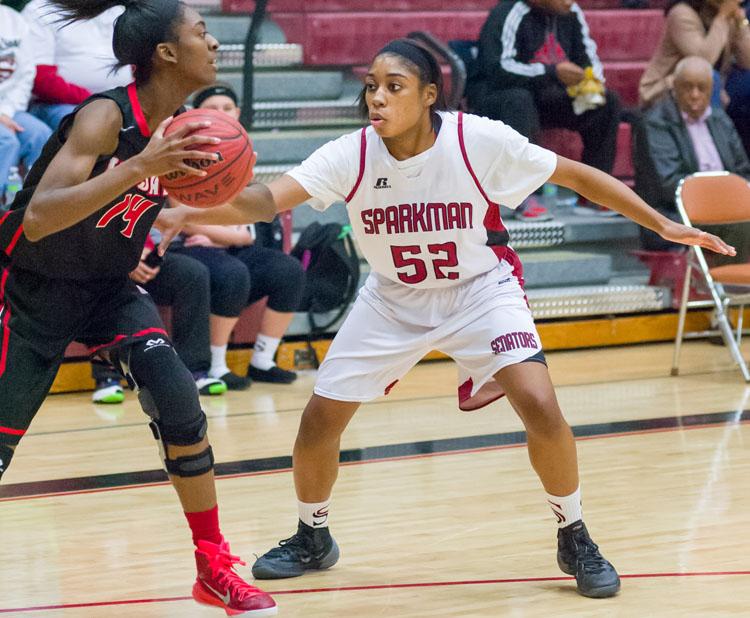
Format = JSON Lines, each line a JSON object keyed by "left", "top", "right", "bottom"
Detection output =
{"left": 289, "top": 111, "right": 556, "bottom": 289}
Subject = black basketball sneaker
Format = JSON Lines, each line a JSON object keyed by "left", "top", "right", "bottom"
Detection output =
{"left": 252, "top": 521, "right": 340, "bottom": 579}
{"left": 557, "top": 520, "right": 621, "bottom": 598}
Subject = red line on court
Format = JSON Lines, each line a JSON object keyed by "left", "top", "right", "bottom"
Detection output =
{"left": 2, "top": 571, "right": 749, "bottom": 613}
{"left": 2, "top": 419, "right": 748, "bottom": 504}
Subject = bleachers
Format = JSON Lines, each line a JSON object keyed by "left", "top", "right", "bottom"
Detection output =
{"left": 220, "top": 1, "right": 665, "bottom": 177}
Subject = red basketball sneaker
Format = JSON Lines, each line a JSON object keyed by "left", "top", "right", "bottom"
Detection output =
{"left": 193, "top": 539, "right": 278, "bottom": 616}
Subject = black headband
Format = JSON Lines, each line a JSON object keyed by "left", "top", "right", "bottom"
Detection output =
{"left": 376, "top": 39, "right": 437, "bottom": 81}
{"left": 192, "top": 84, "right": 239, "bottom": 109}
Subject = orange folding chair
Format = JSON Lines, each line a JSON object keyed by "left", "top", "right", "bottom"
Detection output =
{"left": 672, "top": 172, "right": 750, "bottom": 381}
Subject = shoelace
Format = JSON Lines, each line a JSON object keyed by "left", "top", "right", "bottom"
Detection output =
{"left": 208, "top": 547, "right": 263, "bottom": 602}
{"left": 265, "top": 532, "right": 314, "bottom": 561}
{"left": 569, "top": 531, "right": 610, "bottom": 574}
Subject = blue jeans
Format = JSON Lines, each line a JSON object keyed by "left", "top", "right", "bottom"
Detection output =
{"left": 0, "top": 111, "right": 52, "bottom": 195}
{"left": 711, "top": 69, "right": 723, "bottom": 109}
{"left": 726, "top": 67, "right": 750, "bottom": 117}
{"left": 29, "top": 102, "right": 76, "bottom": 131}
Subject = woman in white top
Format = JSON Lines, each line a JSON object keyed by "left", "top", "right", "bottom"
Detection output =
{"left": 22, "top": 0, "right": 132, "bottom": 130}
{"left": 161, "top": 38, "right": 734, "bottom": 601}
{"left": 0, "top": 4, "right": 52, "bottom": 202}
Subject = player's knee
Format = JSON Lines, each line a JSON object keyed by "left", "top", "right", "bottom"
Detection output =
{"left": 119, "top": 340, "right": 214, "bottom": 477}
{"left": 512, "top": 389, "right": 566, "bottom": 437}
{"left": 525, "top": 405, "right": 568, "bottom": 439}
{"left": 297, "top": 398, "right": 350, "bottom": 445}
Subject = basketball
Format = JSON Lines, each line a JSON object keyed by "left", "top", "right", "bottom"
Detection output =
{"left": 159, "top": 108, "right": 255, "bottom": 208}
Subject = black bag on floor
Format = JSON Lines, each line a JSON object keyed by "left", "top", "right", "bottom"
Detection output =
{"left": 291, "top": 222, "right": 360, "bottom": 366}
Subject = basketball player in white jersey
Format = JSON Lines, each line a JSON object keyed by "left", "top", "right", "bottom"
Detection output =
{"left": 160, "top": 39, "right": 734, "bottom": 599}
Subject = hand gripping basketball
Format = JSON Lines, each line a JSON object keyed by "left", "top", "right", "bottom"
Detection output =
{"left": 157, "top": 109, "right": 256, "bottom": 208}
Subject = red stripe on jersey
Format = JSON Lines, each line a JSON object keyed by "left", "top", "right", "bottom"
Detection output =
{"left": 0, "top": 209, "right": 24, "bottom": 258}
{"left": 0, "top": 424, "right": 24, "bottom": 436}
{"left": 0, "top": 268, "right": 10, "bottom": 378}
{"left": 87, "top": 327, "right": 169, "bottom": 355}
{"left": 5, "top": 224, "right": 24, "bottom": 256}
{"left": 344, "top": 127, "right": 367, "bottom": 203}
{"left": 127, "top": 82, "right": 151, "bottom": 138}
{"left": 457, "top": 113, "right": 524, "bottom": 285}
{"left": 458, "top": 112, "right": 497, "bottom": 211}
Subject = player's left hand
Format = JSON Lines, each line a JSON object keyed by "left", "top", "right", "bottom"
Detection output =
{"left": 154, "top": 202, "right": 189, "bottom": 255}
{"left": 660, "top": 221, "right": 737, "bottom": 256}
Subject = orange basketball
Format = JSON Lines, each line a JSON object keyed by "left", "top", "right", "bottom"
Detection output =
{"left": 159, "top": 108, "right": 254, "bottom": 208}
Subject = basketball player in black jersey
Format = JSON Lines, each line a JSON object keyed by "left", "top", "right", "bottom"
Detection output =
{"left": 0, "top": 1, "right": 276, "bottom": 614}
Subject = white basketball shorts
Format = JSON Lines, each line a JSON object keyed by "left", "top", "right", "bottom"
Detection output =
{"left": 314, "top": 267, "right": 544, "bottom": 411}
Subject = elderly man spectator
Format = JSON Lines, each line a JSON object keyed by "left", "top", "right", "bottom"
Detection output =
{"left": 21, "top": 0, "right": 131, "bottom": 130}
{"left": 468, "top": 0, "right": 621, "bottom": 218}
{"left": 634, "top": 55, "right": 750, "bottom": 255}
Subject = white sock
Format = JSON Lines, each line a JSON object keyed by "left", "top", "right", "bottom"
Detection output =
{"left": 298, "top": 499, "right": 331, "bottom": 529}
{"left": 251, "top": 334, "right": 281, "bottom": 371}
{"left": 209, "top": 345, "right": 230, "bottom": 378}
{"left": 546, "top": 487, "right": 582, "bottom": 528}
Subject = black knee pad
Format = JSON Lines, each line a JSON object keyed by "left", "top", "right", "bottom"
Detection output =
{"left": 115, "top": 340, "right": 214, "bottom": 477}
{"left": 0, "top": 444, "right": 14, "bottom": 480}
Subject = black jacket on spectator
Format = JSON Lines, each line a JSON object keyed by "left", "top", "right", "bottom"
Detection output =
{"left": 633, "top": 94, "right": 750, "bottom": 255}
{"left": 633, "top": 95, "right": 750, "bottom": 214}
{"left": 467, "top": 0, "right": 619, "bottom": 175}
{"left": 471, "top": 0, "right": 604, "bottom": 92}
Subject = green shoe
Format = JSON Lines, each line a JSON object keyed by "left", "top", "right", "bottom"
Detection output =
{"left": 92, "top": 380, "right": 125, "bottom": 404}
{"left": 195, "top": 375, "right": 227, "bottom": 396}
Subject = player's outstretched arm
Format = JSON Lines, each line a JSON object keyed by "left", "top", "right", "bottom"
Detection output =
{"left": 23, "top": 104, "right": 218, "bottom": 242}
{"left": 156, "top": 173, "right": 312, "bottom": 253}
{"left": 550, "top": 155, "right": 737, "bottom": 256}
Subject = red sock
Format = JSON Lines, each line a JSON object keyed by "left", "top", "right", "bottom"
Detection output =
{"left": 185, "top": 505, "right": 223, "bottom": 547}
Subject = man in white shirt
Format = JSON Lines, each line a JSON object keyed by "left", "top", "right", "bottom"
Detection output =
{"left": 0, "top": 3, "right": 52, "bottom": 202}
{"left": 22, "top": 0, "right": 131, "bottom": 130}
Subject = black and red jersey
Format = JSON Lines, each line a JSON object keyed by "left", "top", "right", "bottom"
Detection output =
{"left": 1, "top": 83, "right": 177, "bottom": 280}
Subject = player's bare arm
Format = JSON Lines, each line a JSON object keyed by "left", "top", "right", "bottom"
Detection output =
{"left": 156, "top": 174, "right": 310, "bottom": 252}
{"left": 550, "top": 155, "right": 736, "bottom": 256}
{"left": 23, "top": 102, "right": 219, "bottom": 242}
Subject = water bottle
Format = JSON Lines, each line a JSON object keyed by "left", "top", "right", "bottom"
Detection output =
{"left": 542, "top": 182, "right": 558, "bottom": 207}
{"left": 3, "top": 167, "right": 21, "bottom": 211}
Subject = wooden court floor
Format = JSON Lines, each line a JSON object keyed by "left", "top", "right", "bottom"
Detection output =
{"left": 1, "top": 340, "right": 749, "bottom": 617}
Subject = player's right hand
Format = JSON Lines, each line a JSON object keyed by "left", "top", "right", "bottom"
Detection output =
{"left": 660, "top": 221, "right": 737, "bottom": 256}
{"left": 135, "top": 116, "right": 222, "bottom": 178}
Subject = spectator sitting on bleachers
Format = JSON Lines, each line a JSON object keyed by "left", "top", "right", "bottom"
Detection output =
{"left": 468, "top": 0, "right": 621, "bottom": 218}
{"left": 0, "top": 3, "right": 51, "bottom": 203}
{"left": 21, "top": 0, "right": 131, "bottom": 130}
{"left": 639, "top": 0, "right": 750, "bottom": 109}
{"left": 634, "top": 55, "right": 750, "bottom": 258}
{"left": 169, "top": 84, "right": 305, "bottom": 386}
{"left": 92, "top": 229, "right": 233, "bottom": 403}
{"left": 725, "top": 3, "right": 750, "bottom": 155}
